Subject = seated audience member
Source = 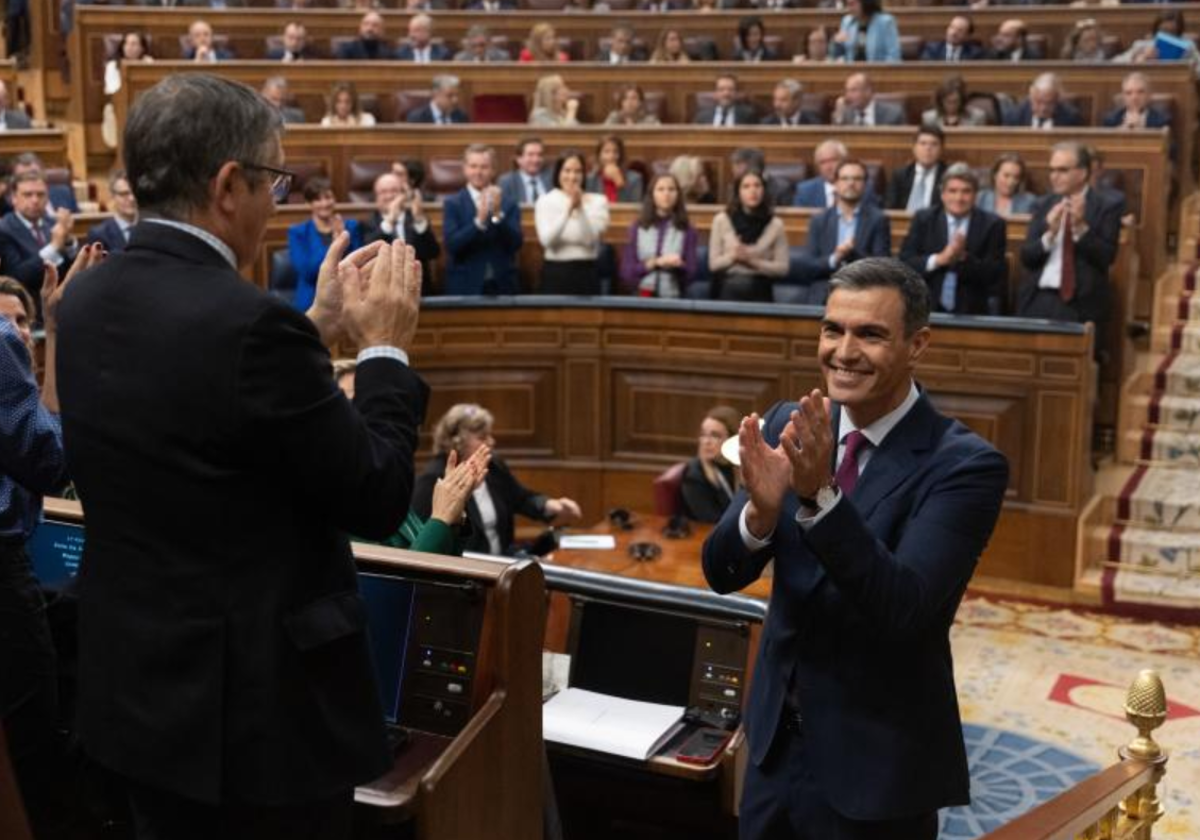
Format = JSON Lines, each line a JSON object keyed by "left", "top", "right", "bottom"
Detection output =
{"left": 586, "top": 135, "right": 644, "bottom": 202}
{"left": 761, "top": 78, "right": 819, "bottom": 126}
{"left": 885, "top": 125, "right": 948, "bottom": 212}
{"left": 9, "top": 153, "right": 76, "bottom": 213}
{"left": 0, "top": 172, "right": 77, "bottom": 301}
{"left": 1016, "top": 142, "right": 1122, "bottom": 327}
{"left": 183, "top": 20, "right": 231, "bottom": 62}
{"left": 520, "top": 23, "right": 570, "bottom": 62}
{"left": 529, "top": 74, "right": 580, "bottom": 127}
{"left": 640, "top": 0, "right": 690, "bottom": 10}
{"left": 321, "top": 81, "right": 375, "bottom": 127}
{"left": 268, "top": 21, "right": 313, "bottom": 61}
{"left": 454, "top": 25, "right": 509, "bottom": 62}
{"left": 104, "top": 32, "right": 152, "bottom": 97}
{"left": 734, "top": 16, "right": 778, "bottom": 62}
{"left": 604, "top": 84, "right": 661, "bottom": 126}
{"left": 922, "top": 75, "right": 986, "bottom": 128}
{"left": 261, "top": 77, "right": 306, "bottom": 124}
{"left": 797, "top": 159, "right": 890, "bottom": 302}
{"left": 620, "top": 173, "right": 698, "bottom": 297}
{"left": 0, "top": 81, "right": 29, "bottom": 131}
{"left": 1005, "top": 73, "right": 1083, "bottom": 129}
{"left": 680, "top": 406, "right": 741, "bottom": 523}
{"left": 86, "top": 171, "right": 138, "bottom": 254}
{"left": 465, "top": 0, "right": 517, "bottom": 10}
{"left": 794, "top": 140, "right": 847, "bottom": 208}
{"left": 978, "top": 153, "right": 1038, "bottom": 216}
{"left": 1103, "top": 71, "right": 1171, "bottom": 129}
{"left": 792, "top": 26, "right": 832, "bottom": 63}
{"left": 900, "top": 164, "right": 1007, "bottom": 315}
{"left": 831, "top": 0, "right": 901, "bottom": 63}
{"left": 286, "top": 177, "right": 361, "bottom": 312}
{"left": 694, "top": 74, "right": 755, "bottom": 126}
{"left": 414, "top": 404, "right": 583, "bottom": 557}
{"left": 834, "top": 72, "right": 905, "bottom": 126}
{"left": 499, "top": 137, "right": 553, "bottom": 206}
{"left": 392, "top": 158, "right": 434, "bottom": 202}
{"left": 535, "top": 151, "right": 610, "bottom": 295}
{"left": 598, "top": 24, "right": 643, "bottom": 64}
{"left": 650, "top": 28, "right": 691, "bottom": 63}
{"left": 407, "top": 75, "right": 468, "bottom": 124}
{"left": 708, "top": 171, "right": 788, "bottom": 302}
{"left": 1063, "top": 18, "right": 1107, "bottom": 61}
{"left": 987, "top": 19, "right": 1033, "bottom": 62}
{"left": 920, "top": 15, "right": 983, "bottom": 62}
{"left": 443, "top": 144, "right": 523, "bottom": 295}
{"left": 1116, "top": 11, "right": 1200, "bottom": 78}
{"left": 670, "top": 155, "right": 717, "bottom": 205}
{"left": 731, "top": 147, "right": 792, "bottom": 207}
{"left": 397, "top": 14, "right": 450, "bottom": 62}
{"left": 694, "top": 0, "right": 719, "bottom": 13}
{"left": 335, "top": 11, "right": 391, "bottom": 60}
{"left": 361, "top": 172, "right": 440, "bottom": 295}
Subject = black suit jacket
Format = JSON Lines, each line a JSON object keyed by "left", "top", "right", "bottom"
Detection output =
{"left": 1003, "top": 100, "right": 1083, "bottom": 128}
{"left": 405, "top": 104, "right": 469, "bottom": 124}
{"left": 679, "top": 458, "right": 734, "bottom": 524}
{"left": 56, "top": 223, "right": 429, "bottom": 805}
{"left": 702, "top": 395, "right": 1008, "bottom": 821}
{"left": 885, "top": 161, "right": 949, "bottom": 211}
{"left": 919, "top": 41, "right": 984, "bottom": 61}
{"left": 693, "top": 103, "right": 757, "bottom": 126}
{"left": 1017, "top": 189, "right": 1123, "bottom": 324}
{"left": 412, "top": 454, "right": 548, "bottom": 556}
{"left": 759, "top": 110, "right": 821, "bottom": 127}
{"left": 84, "top": 217, "right": 131, "bottom": 254}
{"left": 899, "top": 207, "right": 1007, "bottom": 315}
{"left": 0, "top": 211, "right": 76, "bottom": 299}
{"left": 335, "top": 39, "right": 392, "bottom": 60}
{"left": 361, "top": 210, "right": 442, "bottom": 295}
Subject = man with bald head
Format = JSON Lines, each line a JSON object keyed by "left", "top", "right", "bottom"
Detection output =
{"left": 833, "top": 74, "right": 905, "bottom": 127}
{"left": 183, "top": 20, "right": 232, "bottom": 62}
{"left": 1005, "top": 72, "right": 1082, "bottom": 128}
{"left": 396, "top": 14, "right": 450, "bottom": 62}
{"left": 336, "top": 11, "right": 391, "bottom": 60}
{"left": 362, "top": 172, "right": 441, "bottom": 295}
{"left": 987, "top": 19, "right": 1034, "bottom": 61}
{"left": 920, "top": 15, "right": 983, "bottom": 61}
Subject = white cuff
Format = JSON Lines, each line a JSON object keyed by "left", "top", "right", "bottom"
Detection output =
{"left": 738, "top": 503, "right": 774, "bottom": 550}
{"left": 356, "top": 346, "right": 409, "bottom": 367}
{"left": 413, "top": 217, "right": 430, "bottom": 234}
{"left": 39, "top": 245, "right": 64, "bottom": 266}
{"left": 925, "top": 254, "right": 940, "bottom": 273}
{"left": 794, "top": 490, "right": 842, "bottom": 531}
{"left": 380, "top": 217, "right": 397, "bottom": 235}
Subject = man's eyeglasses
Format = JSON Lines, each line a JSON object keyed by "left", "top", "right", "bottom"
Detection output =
{"left": 242, "top": 162, "right": 295, "bottom": 202}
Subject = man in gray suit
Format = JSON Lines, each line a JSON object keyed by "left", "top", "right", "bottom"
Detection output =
{"left": 0, "top": 81, "right": 30, "bottom": 130}
{"left": 833, "top": 73, "right": 906, "bottom": 127}
{"left": 498, "top": 137, "right": 552, "bottom": 207}
{"left": 452, "top": 25, "right": 510, "bottom": 62}
{"left": 260, "top": 77, "right": 306, "bottom": 124}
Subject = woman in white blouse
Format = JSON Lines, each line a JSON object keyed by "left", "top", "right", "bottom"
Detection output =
{"left": 534, "top": 151, "right": 610, "bottom": 295}
{"left": 104, "top": 32, "right": 153, "bottom": 96}
{"left": 320, "top": 81, "right": 376, "bottom": 128}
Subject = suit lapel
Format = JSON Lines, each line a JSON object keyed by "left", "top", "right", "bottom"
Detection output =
{"left": 848, "top": 393, "right": 938, "bottom": 521}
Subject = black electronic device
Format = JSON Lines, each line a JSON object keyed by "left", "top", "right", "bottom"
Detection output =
{"left": 675, "top": 727, "right": 732, "bottom": 765}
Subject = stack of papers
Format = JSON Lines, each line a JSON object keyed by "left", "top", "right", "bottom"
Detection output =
{"left": 543, "top": 688, "right": 685, "bottom": 760}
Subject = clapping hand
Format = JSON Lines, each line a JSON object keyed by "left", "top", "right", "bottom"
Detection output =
{"left": 342, "top": 239, "right": 422, "bottom": 353}
{"left": 42, "top": 242, "right": 106, "bottom": 335}
{"left": 544, "top": 497, "right": 582, "bottom": 526}
{"left": 738, "top": 412, "right": 792, "bottom": 539}
{"left": 430, "top": 446, "right": 492, "bottom": 525}
{"left": 779, "top": 390, "right": 835, "bottom": 501}
{"left": 307, "top": 233, "right": 382, "bottom": 345}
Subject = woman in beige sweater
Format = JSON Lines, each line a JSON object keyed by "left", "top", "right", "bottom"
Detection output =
{"left": 708, "top": 171, "right": 789, "bottom": 302}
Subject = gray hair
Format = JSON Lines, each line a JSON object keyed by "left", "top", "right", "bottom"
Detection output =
{"left": 1051, "top": 140, "right": 1091, "bottom": 171}
{"left": 829, "top": 257, "right": 930, "bottom": 338}
{"left": 776, "top": 78, "right": 804, "bottom": 99}
{"left": 431, "top": 74, "right": 460, "bottom": 94}
{"left": 1030, "top": 72, "right": 1062, "bottom": 96}
{"left": 123, "top": 73, "right": 282, "bottom": 220}
{"left": 938, "top": 162, "right": 978, "bottom": 193}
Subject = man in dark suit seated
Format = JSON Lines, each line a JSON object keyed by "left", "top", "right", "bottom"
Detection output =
{"left": 336, "top": 11, "right": 392, "bottom": 60}
{"left": 1102, "top": 71, "right": 1171, "bottom": 130}
{"left": 0, "top": 80, "right": 31, "bottom": 130}
{"left": 793, "top": 140, "right": 878, "bottom": 210}
{"left": 986, "top": 18, "right": 1034, "bottom": 61}
{"left": 761, "top": 79, "right": 821, "bottom": 127}
{"left": 885, "top": 125, "right": 948, "bottom": 213}
{"left": 900, "top": 164, "right": 1008, "bottom": 315}
{"left": 396, "top": 14, "right": 451, "bottom": 62}
{"left": 597, "top": 24, "right": 645, "bottom": 64}
{"left": 261, "top": 77, "right": 307, "bottom": 124}
{"left": 267, "top": 21, "right": 316, "bottom": 62}
{"left": 182, "top": 19, "right": 233, "bottom": 62}
{"left": 832, "top": 73, "right": 905, "bottom": 127}
{"left": 56, "top": 73, "right": 430, "bottom": 840}
{"left": 1017, "top": 141, "right": 1122, "bottom": 329}
{"left": 405, "top": 75, "right": 469, "bottom": 124}
{"left": 694, "top": 74, "right": 756, "bottom": 127}
{"left": 464, "top": 0, "right": 517, "bottom": 10}
{"left": 0, "top": 172, "right": 77, "bottom": 304}
{"left": 796, "top": 159, "right": 891, "bottom": 305}
{"left": 443, "top": 143, "right": 523, "bottom": 296}
{"left": 86, "top": 171, "right": 139, "bottom": 255}
{"left": 1004, "top": 72, "right": 1083, "bottom": 129}
{"left": 453, "top": 24, "right": 511, "bottom": 62}
{"left": 361, "top": 172, "right": 441, "bottom": 295}
{"left": 919, "top": 15, "right": 984, "bottom": 61}
{"left": 498, "top": 137, "right": 552, "bottom": 207}
{"left": 703, "top": 256, "right": 1008, "bottom": 840}
{"left": 10, "top": 153, "right": 77, "bottom": 213}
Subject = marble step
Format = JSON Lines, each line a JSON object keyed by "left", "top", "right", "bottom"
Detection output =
{"left": 1113, "top": 465, "right": 1200, "bottom": 531}
{"left": 1135, "top": 428, "right": 1200, "bottom": 465}
{"left": 1106, "top": 524, "right": 1200, "bottom": 580}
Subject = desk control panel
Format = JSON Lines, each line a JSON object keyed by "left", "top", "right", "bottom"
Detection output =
{"left": 691, "top": 624, "right": 747, "bottom": 723}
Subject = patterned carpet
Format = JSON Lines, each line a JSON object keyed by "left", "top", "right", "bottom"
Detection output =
{"left": 947, "top": 594, "right": 1200, "bottom": 839}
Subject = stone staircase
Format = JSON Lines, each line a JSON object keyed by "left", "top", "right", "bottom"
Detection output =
{"left": 1077, "top": 195, "right": 1200, "bottom": 621}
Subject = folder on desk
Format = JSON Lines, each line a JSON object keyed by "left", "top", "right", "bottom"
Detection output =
{"left": 543, "top": 688, "right": 685, "bottom": 760}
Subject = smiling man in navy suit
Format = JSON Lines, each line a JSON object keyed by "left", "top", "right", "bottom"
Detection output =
{"left": 703, "top": 257, "right": 1008, "bottom": 840}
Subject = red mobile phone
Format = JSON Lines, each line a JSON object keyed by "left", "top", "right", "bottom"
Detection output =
{"left": 675, "top": 727, "right": 732, "bottom": 765}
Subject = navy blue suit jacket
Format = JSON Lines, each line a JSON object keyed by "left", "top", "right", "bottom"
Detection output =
{"left": 702, "top": 394, "right": 1008, "bottom": 820}
{"left": 899, "top": 206, "right": 1008, "bottom": 314}
{"left": 1003, "top": 100, "right": 1083, "bottom": 128}
{"left": 797, "top": 204, "right": 891, "bottom": 281}
{"left": 334, "top": 39, "right": 392, "bottom": 60}
{"left": 442, "top": 188, "right": 523, "bottom": 295}
{"left": 85, "top": 217, "right": 131, "bottom": 254}
{"left": 395, "top": 43, "right": 451, "bottom": 61}
{"left": 0, "top": 212, "right": 77, "bottom": 299}
{"left": 405, "top": 104, "right": 469, "bottom": 124}
{"left": 792, "top": 177, "right": 878, "bottom": 210}
{"left": 1101, "top": 106, "right": 1169, "bottom": 129}
{"left": 919, "top": 41, "right": 984, "bottom": 61}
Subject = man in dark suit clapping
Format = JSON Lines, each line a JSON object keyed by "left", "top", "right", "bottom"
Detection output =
{"left": 55, "top": 73, "right": 429, "bottom": 840}
{"left": 0, "top": 172, "right": 77, "bottom": 305}
{"left": 443, "top": 143, "right": 523, "bottom": 295}
{"left": 362, "top": 171, "right": 441, "bottom": 295}
{"left": 85, "top": 171, "right": 139, "bottom": 254}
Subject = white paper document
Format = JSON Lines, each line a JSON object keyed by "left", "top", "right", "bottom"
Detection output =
{"left": 557, "top": 535, "right": 617, "bottom": 550}
{"left": 543, "top": 688, "right": 685, "bottom": 760}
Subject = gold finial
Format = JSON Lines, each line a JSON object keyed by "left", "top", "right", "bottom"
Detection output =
{"left": 1124, "top": 669, "right": 1167, "bottom": 761}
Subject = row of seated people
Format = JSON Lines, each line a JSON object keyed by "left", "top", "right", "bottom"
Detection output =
{"left": 271, "top": 136, "right": 1120, "bottom": 329}
{"left": 110, "top": 8, "right": 1200, "bottom": 69}
{"left": 248, "top": 68, "right": 1173, "bottom": 135}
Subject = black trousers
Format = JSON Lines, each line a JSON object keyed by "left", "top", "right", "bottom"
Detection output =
{"left": 539, "top": 259, "right": 600, "bottom": 295}
{"left": 739, "top": 720, "right": 938, "bottom": 840}
{"left": 125, "top": 778, "right": 355, "bottom": 840}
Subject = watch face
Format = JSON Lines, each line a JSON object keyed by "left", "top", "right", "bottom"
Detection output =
{"left": 816, "top": 485, "right": 839, "bottom": 509}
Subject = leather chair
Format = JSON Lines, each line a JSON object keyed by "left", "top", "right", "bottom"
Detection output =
{"left": 652, "top": 462, "right": 688, "bottom": 517}
{"left": 425, "top": 158, "right": 467, "bottom": 198}
{"left": 472, "top": 93, "right": 528, "bottom": 123}
{"left": 347, "top": 159, "right": 391, "bottom": 204}
{"left": 268, "top": 248, "right": 297, "bottom": 302}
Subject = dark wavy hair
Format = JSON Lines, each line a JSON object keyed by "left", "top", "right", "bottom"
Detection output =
{"left": 551, "top": 150, "right": 588, "bottom": 190}
{"left": 637, "top": 172, "right": 690, "bottom": 230}
{"left": 725, "top": 169, "right": 774, "bottom": 217}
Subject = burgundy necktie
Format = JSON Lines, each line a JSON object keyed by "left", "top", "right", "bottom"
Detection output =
{"left": 1060, "top": 210, "right": 1076, "bottom": 302}
{"left": 835, "top": 431, "right": 871, "bottom": 496}
{"left": 32, "top": 220, "right": 45, "bottom": 248}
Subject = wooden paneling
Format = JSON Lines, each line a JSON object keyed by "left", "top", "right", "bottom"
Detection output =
{"left": 0, "top": 129, "right": 69, "bottom": 167}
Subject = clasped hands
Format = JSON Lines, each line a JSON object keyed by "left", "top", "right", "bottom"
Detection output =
{"left": 741, "top": 389, "right": 835, "bottom": 540}
{"left": 306, "top": 233, "right": 422, "bottom": 351}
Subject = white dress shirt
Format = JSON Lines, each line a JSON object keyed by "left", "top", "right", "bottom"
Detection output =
{"left": 1037, "top": 190, "right": 1088, "bottom": 291}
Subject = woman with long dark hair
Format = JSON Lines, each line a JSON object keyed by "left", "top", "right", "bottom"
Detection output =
{"left": 708, "top": 170, "right": 789, "bottom": 302}
{"left": 831, "top": 0, "right": 901, "bottom": 63}
{"left": 679, "top": 406, "right": 742, "bottom": 523}
{"left": 620, "top": 173, "right": 698, "bottom": 297}
{"left": 535, "top": 150, "right": 610, "bottom": 294}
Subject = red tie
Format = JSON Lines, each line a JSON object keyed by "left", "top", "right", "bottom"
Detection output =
{"left": 32, "top": 220, "right": 45, "bottom": 248}
{"left": 1060, "top": 209, "right": 1076, "bottom": 302}
{"left": 835, "top": 431, "right": 871, "bottom": 496}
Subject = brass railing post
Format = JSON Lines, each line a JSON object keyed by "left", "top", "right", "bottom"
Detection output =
{"left": 1118, "top": 670, "right": 1170, "bottom": 835}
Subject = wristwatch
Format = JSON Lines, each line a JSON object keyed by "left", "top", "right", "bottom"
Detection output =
{"left": 798, "top": 479, "right": 838, "bottom": 511}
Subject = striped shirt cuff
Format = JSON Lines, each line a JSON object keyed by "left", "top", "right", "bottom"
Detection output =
{"left": 356, "top": 346, "right": 409, "bottom": 367}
